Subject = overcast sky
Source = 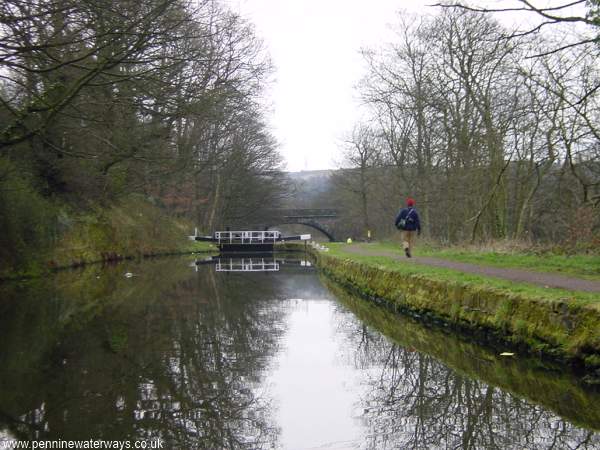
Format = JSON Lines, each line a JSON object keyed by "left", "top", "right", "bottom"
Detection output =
{"left": 223, "top": 1, "right": 584, "bottom": 172}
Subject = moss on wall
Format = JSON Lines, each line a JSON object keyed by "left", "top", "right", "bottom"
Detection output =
{"left": 325, "top": 278, "right": 600, "bottom": 430}
{"left": 315, "top": 253, "right": 600, "bottom": 378}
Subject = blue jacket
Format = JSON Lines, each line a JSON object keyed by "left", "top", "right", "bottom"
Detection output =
{"left": 395, "top": 207, "right": 421, "bottom": 232}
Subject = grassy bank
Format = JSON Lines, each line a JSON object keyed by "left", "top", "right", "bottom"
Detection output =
{"left": 327, "top": 242, "right": 600, "bottom": 302}
{"left": 365, "top": 241, "right": 600, "bottom": 280}
{"left": 314, "top": 244, "right": 600, "bottom": 382}
{"left": 0, "top": 194, "right": 215, "bottom": 280}
{"left": 417, "top": 241, "right": 600, "bottom": 280}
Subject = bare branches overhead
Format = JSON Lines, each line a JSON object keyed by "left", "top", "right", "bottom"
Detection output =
{"left": 335, "top": 4, "right": 600, "bottom": 243}
{"left": 434, "top": 1, "right": 598, "bottom": 55}
{"left": 0, "top": 0, "right": 284, "bottom": 225}
{"left": 434, "top": 1, "right": 591, "bottom": 24}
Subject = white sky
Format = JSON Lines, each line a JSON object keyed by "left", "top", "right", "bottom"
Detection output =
{"left": 223, "top": 0, "right": 588, "bottom": 172}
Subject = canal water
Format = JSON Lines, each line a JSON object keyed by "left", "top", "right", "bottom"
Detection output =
{"left": 1, "top": 256, "right": 599, "bottom": 449}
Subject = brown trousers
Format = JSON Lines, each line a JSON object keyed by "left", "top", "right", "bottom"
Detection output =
{"left": 401, "top": 230, "right": 416, "bottom": 251}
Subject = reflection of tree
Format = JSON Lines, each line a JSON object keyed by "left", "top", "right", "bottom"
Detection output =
{"left": 333, "top": 304, "right": 600, "bottom": 449}
{"left": 0, "top": 258, "right": 297, "bottom": 449}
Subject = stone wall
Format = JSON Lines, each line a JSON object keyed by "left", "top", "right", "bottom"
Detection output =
{"left": 316, "top": 253, "right": 600, "bottom": 380}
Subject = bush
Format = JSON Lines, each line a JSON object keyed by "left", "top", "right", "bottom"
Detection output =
{"left": 561, "top": 205, "right": 600, "bottom": 254}
{"left": 0, "top": 158, "right": 57, "bottom": 276}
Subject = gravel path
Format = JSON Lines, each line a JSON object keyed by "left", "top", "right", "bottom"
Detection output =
{"left": 342, "top": 245, "right": 600, "bottom": 294}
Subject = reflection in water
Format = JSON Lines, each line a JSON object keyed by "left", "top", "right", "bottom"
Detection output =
{"left": 0, "top": 256, "right": 599, "bottom": 449}
{"left": 0, "top": 257, "right": 313, "bottom": 448}
{"left": 331, "top": 285, "right": 600, "bottom": 449}
{"left": 216, "top": 259, "right": 280, "bottom": 272}
{"left": 193, "top": 256, "right": 312, "bottom": 272}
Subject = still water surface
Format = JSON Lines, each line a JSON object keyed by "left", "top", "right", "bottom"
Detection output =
{"left": 1, "top": 256, "right": 599, "bottom": 449}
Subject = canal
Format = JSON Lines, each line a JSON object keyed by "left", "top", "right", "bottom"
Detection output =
{"left": 0, "top": 256, "right": 599, "bottom": 449}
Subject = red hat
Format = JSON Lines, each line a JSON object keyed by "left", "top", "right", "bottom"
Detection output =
{"left": 406, "top": 197, "right": 415, "bottom": 207}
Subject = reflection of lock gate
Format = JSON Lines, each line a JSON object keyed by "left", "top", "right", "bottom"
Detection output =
{"left": 192, "top": 257, "right": 312, "bottom": 272}
{"left": 216, "top": 258, "right": 280, "bottom": 272}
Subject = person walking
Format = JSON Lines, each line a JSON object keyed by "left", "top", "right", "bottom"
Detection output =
{"left": 394, "top": 197, "right": 421, "bottom": 258}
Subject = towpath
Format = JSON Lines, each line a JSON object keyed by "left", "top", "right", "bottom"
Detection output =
{"left": 342, "top": 244, "right": 600, "bottom": 294}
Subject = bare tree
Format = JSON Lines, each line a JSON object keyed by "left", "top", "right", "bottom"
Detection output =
{"left": 0, "top": 0, "right": 284, "bottom": 265}
{"left": 345, "top": 4, "right": 600, "bottom": 244}
{"left": 333, "top": 125, "right": 381, "bottom": 239}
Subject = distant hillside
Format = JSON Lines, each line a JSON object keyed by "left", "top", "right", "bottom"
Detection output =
{"left": 283, "top": 170, "right": 336, "bottom": 208}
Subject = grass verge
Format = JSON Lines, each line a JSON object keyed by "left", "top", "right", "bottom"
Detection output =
{"left": 373, "top": 240, "right": 600, "bottom": 281}
{"left": 326, "top": 242, "right": 600, "bottom": 304}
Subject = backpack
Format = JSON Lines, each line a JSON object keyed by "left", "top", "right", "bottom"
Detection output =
{"left": 396, "top": 208, "right": 414, "bottom": 230}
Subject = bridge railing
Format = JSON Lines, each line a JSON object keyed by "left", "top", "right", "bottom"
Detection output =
{"left": 214, "top": 230, "right": 281, "bottom": 244}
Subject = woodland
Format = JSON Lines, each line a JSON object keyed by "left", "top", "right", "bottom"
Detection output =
{"left": 0, "top": 0, "right": 286, "bottom": 272}
{"left": 2, "top": 1, "right": 600, "bottom": 275}
{"left": 332, "top": 3, "right": 600, "bottom": 247}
